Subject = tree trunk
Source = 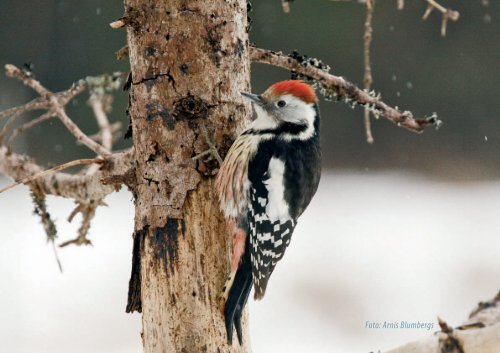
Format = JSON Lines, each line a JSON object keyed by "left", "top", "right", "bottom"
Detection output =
{"left": 124, "top": 0, "right": 251, "bottom": 352}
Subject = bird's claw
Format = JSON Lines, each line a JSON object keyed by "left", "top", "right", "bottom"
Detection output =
{"left": 192, "top": 125, "right": 223, "bottom": 164}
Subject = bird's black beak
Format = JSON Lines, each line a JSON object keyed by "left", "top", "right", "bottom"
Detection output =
{"left": 240, "top": 92, "right": 262, "bottom": 105}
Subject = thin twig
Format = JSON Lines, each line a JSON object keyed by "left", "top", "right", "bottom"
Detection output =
{"left": 4, "top": 64, "right": 112, "bottom": 157}
{"left": 1, "top": 82, "right": 86, "bottom": 147}
{"left": 67, "top": 202, "right": 85, "bottom": 223}
{"left": 5, "top": 64, "right": 51, "bottom": 97}
{"left": 0, "top": 98, "right": 47, "bottom": 120}
{"left": 0, "top": 158, "right": 104, "bottom": 194}
{"left": 363, "top": 0, "right": 375, "bottom": 144}
{"left": 51, "top": 241, "right": 64, "bottom": 272}
{"left": 116, "top": 46, "right": 129, "bottom": 60}
{"left": 281, "top": 0, "right": 290, "bottom": 13}
{"left": 0, "top": 110, "right": 24, "bottom": 144}
{"left": 0, "top": 82, "right": 84, "bottom": 130}
{"left": 86, "top": 93, "right": 114, "bottom": 175}
{"left": 7, "top": 111, "right": 55, "bottom": 148}
{"left": 49, "top": 95, "right": 112, "bottom": 157}
{"left": 422, "top": 0, "right": 460, "bottom": 36}
{"left": 89, "top": 94, "right": 113, "bottom": 151}
{"left": 87, "top": 122, "right": 122, "bottom": 145}
{"left": 424, "top": 0, "right": 455, "bottom": 16}
{"left": 2, "top": 73, "right": 118, "bottom": 150}
{"left": 57, "top": 81, "right": 88, "bottom": 104}
{"left": 0, "top": 68, "right": 127, "bottom": 255}
{"left": 250, "top": 47, "right": 441, "bottom": 133}
{"left": 59, "top": 199, "right": 106, "bottom": 247}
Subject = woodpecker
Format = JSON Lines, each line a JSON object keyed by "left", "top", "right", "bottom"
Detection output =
{"left": 215, "top": 80, "right": 321, "bottom": 344}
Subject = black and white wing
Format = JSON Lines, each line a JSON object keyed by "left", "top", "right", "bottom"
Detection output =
{"left": 248, "top": 157, "right": 296, "bottom": 299}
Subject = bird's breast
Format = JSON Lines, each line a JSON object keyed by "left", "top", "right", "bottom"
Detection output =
{"left": 215, "top": 133, "right": 262, "bottom": 219}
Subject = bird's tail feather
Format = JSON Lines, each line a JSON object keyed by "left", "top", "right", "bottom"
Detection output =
{"left": 224, "top": 236, "right": 253, "bottom": 345}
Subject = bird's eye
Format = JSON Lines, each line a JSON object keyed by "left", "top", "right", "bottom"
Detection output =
{"left": 277, "top": 100, "right": 286, "bottom": 108}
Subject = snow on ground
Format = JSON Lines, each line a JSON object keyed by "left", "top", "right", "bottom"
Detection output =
{"left": 1, "top": 171, "right": 499, "bottom": 353}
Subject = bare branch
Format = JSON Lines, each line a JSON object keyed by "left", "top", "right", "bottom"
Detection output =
{"left": 5, "top": 64, "right": 52, "bottom": 97}
{"left": 466, "top": 291, "right": 500, "bottom": 327}
{"left": 281, "top": 0, "right": 291, "bottom": 13}
{"left": 0, "top": 67, "right": 129, "bottom": 254}
{"left": 85, "top": 93, "right": 114, "bottom": 175}
{"left": 0, "top": 97, "right": 47, "bottom": 120}
{"left": 116, "top": 45, "right": 129, "bottom": 60}
{"left": 0, "top": 109, "right": 24, "bottom": 144}
{"left": 0, "top": 141, "right": 130, "bottom": 245}
{"left": 87, "top": 122, "right": 122, "bottom": 145}
{"left": 363, "top": 0, "right": 375, "bottom": 144}
{"left": 250, "top": 47, "right": 441, "bottom": 133}
{"left": 59, "top": 199, "right": 106, "bottom": 247}
{"left": 423, "top": 0, "right": 459, "bottom": 19}
{"left": 7, "top": 111, "right": 55, "bottom": 148}
{"left": 89, "top": 94, "right": 113, "bottom": 151}
{"left": 51, "top": 96, "right": 112, "bottom": 157}
{"left": 335, "top": 0, "right": 459, "bottom": 36}
{"left": 0, "top": 146, "right": 133, "bottom": 202}
{"left": 422, "top": 0, "right": 460, "bottom": 36}
{"left": 0, "top": 158, "right": 105, "bottom": 194}
{"left": 57, "top": 80, "right": 88, "bottom": 104}
{"left": 4, "top": 64, "right": 112, "bottom": 157}
{"left": 1, "top": 78, "right": 87, "bottom": 146}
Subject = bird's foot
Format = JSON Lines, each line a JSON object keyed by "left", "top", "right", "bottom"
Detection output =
{"left": 192, "top": 125, "right": 223, "bottom": 164}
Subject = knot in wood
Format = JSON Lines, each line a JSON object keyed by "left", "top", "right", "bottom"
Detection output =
{"left": 174, "top": 94, "right": 209, "bottom": 120}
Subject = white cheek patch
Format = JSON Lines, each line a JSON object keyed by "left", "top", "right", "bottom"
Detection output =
{"left": 263, "top": 157, "right": 290, "bottom": 222}
{"left": 250, "top": 104, "right": 278, "bottom": 131}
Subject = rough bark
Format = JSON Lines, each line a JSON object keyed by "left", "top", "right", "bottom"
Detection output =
{"left": 0, "top": 146, "right": 133, "bottom": 202}
{"left": 124, "top": 0, "right": 251, "bottom": 352}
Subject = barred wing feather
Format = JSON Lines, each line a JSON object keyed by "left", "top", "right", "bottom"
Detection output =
{"left": 248, "top": 180, "right": 296, "bottom": 299}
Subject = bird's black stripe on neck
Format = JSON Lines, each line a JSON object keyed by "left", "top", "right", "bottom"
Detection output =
{"left": 242, "top": 122, "right": 308, "bottom": 136}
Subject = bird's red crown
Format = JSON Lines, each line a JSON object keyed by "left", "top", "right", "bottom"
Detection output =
{"left": 268, "top": 80, "right": 318, "bottom": 104}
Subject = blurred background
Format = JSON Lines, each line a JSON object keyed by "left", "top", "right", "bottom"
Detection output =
{"left": 1, "top": 0, "right": 499, "bottom": 179}
{"left": 0, "top": 1, "right": 499, "bottom": 352}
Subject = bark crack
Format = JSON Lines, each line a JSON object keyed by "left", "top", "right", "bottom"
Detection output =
{"left": 132, "top": 70, "right": 178, "bottom": 94}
